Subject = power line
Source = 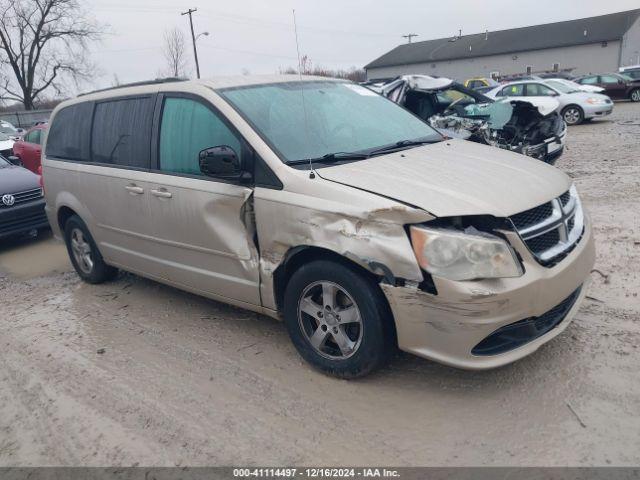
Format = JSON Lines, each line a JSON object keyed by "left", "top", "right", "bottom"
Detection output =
{"left": 94, "top": 3, "right": 400, "bottom": 38}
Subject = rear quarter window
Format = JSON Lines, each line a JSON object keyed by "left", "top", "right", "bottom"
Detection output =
{"left": 46, "top": 102, "right": 93, "bottom": 161}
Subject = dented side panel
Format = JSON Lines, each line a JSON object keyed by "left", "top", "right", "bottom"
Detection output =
{"left": 254, "top": 183, "right": 432, "bottom": 312}
{"left": 131, "top": 171, "right": 261, "bottom": 305}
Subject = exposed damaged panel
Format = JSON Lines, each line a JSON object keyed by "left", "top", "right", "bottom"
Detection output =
{"left": 371, "top": 75, "right": 566, "bottom": 164}
{"left": 254, "top": 187, "right": 432, "bottom": 311}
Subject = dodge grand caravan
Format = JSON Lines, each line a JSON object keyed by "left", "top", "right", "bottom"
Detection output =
{"left": 43, "top": 76, "right": 595, "bottom": 378}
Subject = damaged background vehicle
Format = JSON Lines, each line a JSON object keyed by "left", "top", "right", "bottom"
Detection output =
{"left": 486, "top": 79, "right": 615, "bottom": 125}
{"left": 370, "top": 75, "right": 567, "bottom": 164}
{"left": 42, "top": 75, "right": 594, "bottom": 378}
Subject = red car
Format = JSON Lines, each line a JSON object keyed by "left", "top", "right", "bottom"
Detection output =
{"left": 12, "top": 123, "right": 47, "bottom": 174}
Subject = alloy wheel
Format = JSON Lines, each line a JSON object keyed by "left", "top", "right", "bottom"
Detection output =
{"left": 297, "top": 281, "right": 363, "bottom": 360}
{"left": 632, "top": 90, "right": 640, "bottom": 102}
{"left": 70, "top": 228, "right": 94, "bottom": 274}
{"left": 563, "top": 108, "right": 581, "bottom": 125}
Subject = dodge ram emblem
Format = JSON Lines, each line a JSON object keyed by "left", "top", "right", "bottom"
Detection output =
{"left": 2, "top": 194, "right": 15, "bottom": 206}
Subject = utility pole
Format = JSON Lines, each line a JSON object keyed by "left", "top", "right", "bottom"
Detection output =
{"left": 402, "top": 34, "right": 418, "bottom": 44}
{"left": 182, "top": 8, "right": 201, "bottom": 79}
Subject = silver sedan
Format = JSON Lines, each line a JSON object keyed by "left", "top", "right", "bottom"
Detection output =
{"left": 485, "top": 80, "right": 614, "bottom": 125}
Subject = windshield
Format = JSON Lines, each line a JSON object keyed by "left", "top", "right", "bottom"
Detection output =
{"left": 619, "top": 73, "right": 634, "bottom": 82}
{"left": 218, "top": 81, "right": 442, "bottom": 163}
{"left": 0, "top": 155, "right": 9, "bottom": 167}
{"left": 545, "top": 80, "right": 576, "bottom": 93}
{"left": 0, "top": 132, "right": 11, "bottom": 141}
{"left": 0, "top": 124, "right": 17, "bottom": 135}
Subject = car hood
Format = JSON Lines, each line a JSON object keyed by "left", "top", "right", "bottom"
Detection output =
{"left": 0, "top": 139, "right": 14, "bottom": 150}
{"left": 496, "top": 97, "right": 559, "bottom": 116}
{"left": 580, "top": 85, "right": 604, "bottom": 93}
{"left": 0, "top": 164, "right": 40, "bottom": 194}
{"left": 564, "top": 91, "right": 609, "bottom": 101}
{"left": 316, "top": 139, "right": 570, "bottom": 218}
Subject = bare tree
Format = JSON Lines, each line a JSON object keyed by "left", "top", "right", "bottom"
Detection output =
{"left": 161, "top": 27, "right": 188, "bottom": 78}
{"left": 0, "top": 0, "right": 103, "bottom": 110}
{"left": 278, "top": 55, "right": 366, "bottom": 82}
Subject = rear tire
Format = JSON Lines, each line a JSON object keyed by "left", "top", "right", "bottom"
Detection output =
{"left": 562, "top": 105, "right": 584, "bottom": 125}
{"left": 630, "top": 88, "right": 640, "bottom": 102}
{"left": 283, "top": 260, "right": 395, "bottom": 378}
{"left": 64, "top": 215, "right": 118, "bottom": 284}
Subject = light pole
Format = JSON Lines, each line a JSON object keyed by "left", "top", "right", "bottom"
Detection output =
{"left": 194, "top": 31, "right": 209, "bottom": 78}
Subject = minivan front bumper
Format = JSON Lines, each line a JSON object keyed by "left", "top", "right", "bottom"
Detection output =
{"left": 381, "top": 214, "right": 595, "bottom": 370}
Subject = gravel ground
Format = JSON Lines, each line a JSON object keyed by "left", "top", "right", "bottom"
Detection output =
{"left": 0, "top": 102, "right": 639, "bottom": 467}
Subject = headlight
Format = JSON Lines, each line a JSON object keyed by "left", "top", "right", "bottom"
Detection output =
{"left": 409, "top": 226, "right": 523, "bottom": 281}
{"left": 585, "top": 97, "right": 607, "bottom": 105}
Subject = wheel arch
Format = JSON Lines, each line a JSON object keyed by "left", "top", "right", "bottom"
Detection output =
{"left": 273, "top": 245, "right": 400, "bottom": 355}
{"left": 272, "top": 245, "right": 391, "bottom": 315}
{"left": 57, "top": 205, "right": 78, "bottom": 232}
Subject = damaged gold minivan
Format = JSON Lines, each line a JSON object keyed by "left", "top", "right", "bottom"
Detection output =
{"left": 43, "top": 76, "right": 595, "bottom": 377}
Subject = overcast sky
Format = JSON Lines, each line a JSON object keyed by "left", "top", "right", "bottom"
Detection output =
{"left": 85, "top": 0, "right": 639, "bottom": 90}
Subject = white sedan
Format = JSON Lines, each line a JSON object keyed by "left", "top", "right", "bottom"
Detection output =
{"left": 485, "top": 80, "right": 614, "bottom": 125}
{"left": 0, "top": 132, "right": 15, "bottom": 158}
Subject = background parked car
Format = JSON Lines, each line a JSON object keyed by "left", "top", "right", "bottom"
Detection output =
{"left": 463, "top": 77, "right": 498, "bottom": 90}
{"left": 0, "top": 132, "right": 15, "bottom": 159}
{"left": 618, "top": 65, "right": 640, "bottom": 80}
{"left": 12, "top": 123, "right": 46, "bottom": 174}
{"left": 0, "top": 120, "right": 22, "bottom": 141}
{"left": 0, "top": 154, "right": 48, "bottom": 239}
{"left": 374, "top": 75, "right": 566, "bottom": 164}
{"left": 574, "top": 73, "right": 640, "bottom": 102}
{"left": 544, "top": 78, "right": 605, "bottom": 93}
{"left": 486, "top": 80, "right": 614, "bottom": 125}
{"left": 537, "top": 72, "right": 576, "bottom": 80}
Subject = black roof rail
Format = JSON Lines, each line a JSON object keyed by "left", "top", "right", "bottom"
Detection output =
{"left": 78, "top": 77, "right": 189, "bottom": 96}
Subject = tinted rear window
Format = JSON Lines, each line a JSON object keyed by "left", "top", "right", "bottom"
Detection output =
{"left": 91, "top": 97, "right": 154, "bottom": 168}
{"left": 46, "top": 102, "right": 93, "bottom": 161}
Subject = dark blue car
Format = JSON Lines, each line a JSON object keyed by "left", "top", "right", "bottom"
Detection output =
{"left": 0, "top": 154, "right": 49, "bottom": 239}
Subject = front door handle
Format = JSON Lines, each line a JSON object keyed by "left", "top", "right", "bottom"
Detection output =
{"left": 125, "top": 185, "right": 144, "bottom": 195}
{"left": 151, "top": 188, "right": 172, "bottom": 199}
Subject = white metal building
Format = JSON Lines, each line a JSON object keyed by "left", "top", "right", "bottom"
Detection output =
{"left": 365, "top": 9, "right": 640, "bottom": 81}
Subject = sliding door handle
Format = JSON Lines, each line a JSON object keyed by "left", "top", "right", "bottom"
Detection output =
{"left": 151, "top": 189, "right": 172, "bottom": 198}
{"left": 125, "top": 185, "right": 144, "bottom": 195}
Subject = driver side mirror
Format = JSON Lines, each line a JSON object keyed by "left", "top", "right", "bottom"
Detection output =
{"left": 199, "top": 145, "right": 246, "bottom": 180}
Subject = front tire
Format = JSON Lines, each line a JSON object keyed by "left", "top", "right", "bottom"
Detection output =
{"left": 630, "top": 88, "right": 640, "bottom": 102}
{"left": 562, "top": 105, "right": 584, "bottom": 125}
{"left": 64, "top": 215, "right": 118, "bottom": 284}
{"left": 283, "top": 260, "right": 395, "bottom": 378}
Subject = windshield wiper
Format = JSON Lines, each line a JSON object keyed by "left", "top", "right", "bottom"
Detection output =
{"left": 367, "top": 138, "right": 440, "bottom": 156}
{"left": 287, "top": 151, "right": 370, "bottom": 165}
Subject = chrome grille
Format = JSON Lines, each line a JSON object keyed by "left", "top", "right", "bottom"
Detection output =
{"left": 0, "top": 187, "right": 43, "bottom": 207}
{"left": 511, "top": 202, "right": 553, "bottom": 230}
{"left": 510, "top": 187, "right": 584, "bottom": 266}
